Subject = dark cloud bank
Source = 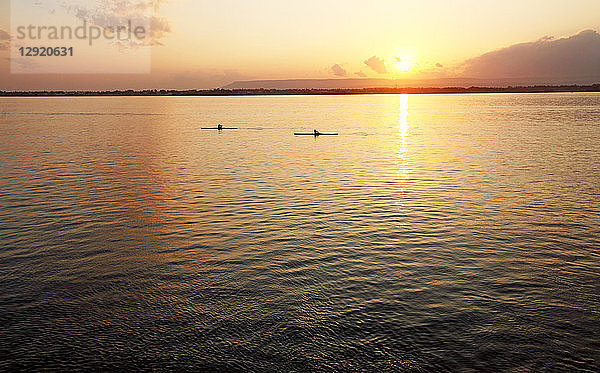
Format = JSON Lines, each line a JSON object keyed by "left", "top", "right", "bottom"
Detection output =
{"left": 462, "top": 30, "right": 600, "bottom": 83}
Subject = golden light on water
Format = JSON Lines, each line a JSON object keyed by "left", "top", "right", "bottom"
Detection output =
{"left": 399, "top": 94, "right": 409, "bottom": 135}
{"left": 397, "top": 94, "right": 410, "bottom": 201}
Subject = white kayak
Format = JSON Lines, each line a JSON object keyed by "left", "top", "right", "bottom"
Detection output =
{"left": 294, "top": 132, "right": 338, "bottom": 136}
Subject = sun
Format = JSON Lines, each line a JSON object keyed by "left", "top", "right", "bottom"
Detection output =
{"left": 391, "top": 47, "right": 417, "bottom": 73}
{"left": 394, "top": 57, "right": 413, "bottom": 72}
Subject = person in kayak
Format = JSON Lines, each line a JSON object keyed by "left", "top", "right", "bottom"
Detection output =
{"left": 218, "top": 124, "right": 223, "bottom": 130}
{"left": 313, "top": 129, "right": 320, "bottom": 136}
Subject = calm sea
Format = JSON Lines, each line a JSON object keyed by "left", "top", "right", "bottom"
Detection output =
{"left": 1, "top": 94, "right": 599, "bottom": 371}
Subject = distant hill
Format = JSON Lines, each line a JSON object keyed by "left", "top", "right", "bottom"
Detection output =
{"left": 222, "top": 77, "right": 600, "bottom": 89}
{"left": 223, "top": 78, "right": 478, "bottom": 89}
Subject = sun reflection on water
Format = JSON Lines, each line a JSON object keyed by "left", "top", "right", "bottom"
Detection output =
{"left": 397, "top": 94, "right": 410, "bottom": 203}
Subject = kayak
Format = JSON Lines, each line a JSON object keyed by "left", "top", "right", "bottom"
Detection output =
{"left": 201, "top": 127, "right": 238, "bottom": 130}
{"left": 294, "top": 132, "right": 338, "bottom": 136}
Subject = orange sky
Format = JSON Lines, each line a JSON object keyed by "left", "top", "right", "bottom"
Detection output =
{"left": 1, "top": 0, "right": 600, "bottom": 89}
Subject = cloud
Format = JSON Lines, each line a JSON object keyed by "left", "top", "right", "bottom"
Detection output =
{"left": 64, "top": 0, "right": 171, "bottom": 47}
{"left": 0, "top": 29, "right": 10, "bottom": 51}
{"left": 355, "top": 71, "right": 367, "bottom": 77}
{"left": 329, "top": 63, "right": 347, "bottom": 77}
{"left": 461, "top": 30, "right": 600, "bottom": 81}
{"left": 364, "top": 56, "right": 388, "bottom": 74}
{"left": 150, "top": 15, "right": 171, "bottom": 44}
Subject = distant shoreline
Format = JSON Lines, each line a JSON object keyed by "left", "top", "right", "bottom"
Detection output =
{"left": 1, "top": 84, "right": 600, "bottom": 97}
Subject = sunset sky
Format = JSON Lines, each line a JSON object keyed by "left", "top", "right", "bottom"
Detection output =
{"left": 1, "top": 0, "right": 600, "bottom": 90}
